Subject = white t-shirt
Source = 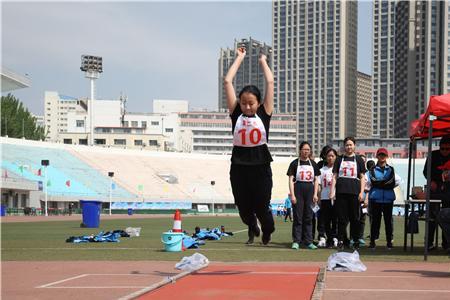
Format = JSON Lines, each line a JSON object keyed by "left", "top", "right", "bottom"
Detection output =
{"left": 319, "top": 165, "right": 334, "bottom": 200}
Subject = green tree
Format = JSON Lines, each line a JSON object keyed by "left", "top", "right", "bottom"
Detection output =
{"left": 1, "top": 94, "right": 46, "bottom": 140}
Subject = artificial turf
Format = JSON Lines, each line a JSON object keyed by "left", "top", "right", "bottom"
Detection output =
{"left": 1, "top": 215, "right": 448, "bottom": 262}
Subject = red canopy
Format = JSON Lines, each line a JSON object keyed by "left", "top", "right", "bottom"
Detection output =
{"left": 409, "top": 93, "right": 450, "bottom": 139}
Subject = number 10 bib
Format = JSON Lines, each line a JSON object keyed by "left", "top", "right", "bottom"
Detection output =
{"left": 233, "top": 114, "right": 267, "bottom": 147}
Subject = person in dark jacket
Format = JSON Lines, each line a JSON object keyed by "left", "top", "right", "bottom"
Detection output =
{"left": 367, "top": 148, "right": 401, "bottom": 250}
{"left": 423, "top": 135, "right": 450, "bottom": 250}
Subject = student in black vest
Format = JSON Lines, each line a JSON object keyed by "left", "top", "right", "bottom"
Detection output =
{"left": 330, "top": 137, "right": 367, "bottom": 250}
{"left": 224, "top": 46, "right": 275, "bottom": 245}
{"left": 287, "top": 141, "right": 321, "bottom": 250}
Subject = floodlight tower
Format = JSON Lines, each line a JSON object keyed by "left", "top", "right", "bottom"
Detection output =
{"left": 80, "top": 55, "right": 103, "bottom": 146}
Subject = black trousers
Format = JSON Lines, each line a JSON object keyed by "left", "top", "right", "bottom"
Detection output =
{"left": 284, "top": 208, "right": 292, "bottom": 221}
{"left": 359, "top": 205, "right": 367, "bottom": 239}
{"left": 335, "top": 193, "right": 360, "bottom": 242}
{"left": 292, "top": 182, "right": 314, "bottom": 245}
{"left": 318, "top": 200, "right": 337, "bottom": 243}
{"left": 230, "top": 164, "right": 275, "bottom": 236}
{"left": 370, "top": 202, "right": 393, "bottom": 243}
{"left": 427, "top": 192, "right": 450, "bottom": 248}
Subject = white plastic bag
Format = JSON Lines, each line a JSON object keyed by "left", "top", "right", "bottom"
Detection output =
{"left": 327, "top": 251, "right": 367, "bottom": 272}
{"left": 125, "top": 227, "right": 141, "bottom": 237}
{"left": 175, "top": 253, "right": 209, "bottom": 272}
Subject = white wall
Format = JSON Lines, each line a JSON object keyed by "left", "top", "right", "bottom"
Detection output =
{"left": 153, "top": 99, "right": 188, "bottom": 114}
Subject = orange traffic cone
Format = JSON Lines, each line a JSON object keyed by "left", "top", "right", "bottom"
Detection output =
{"left": 172, "top": 210, "right": 182, "bottom": 233}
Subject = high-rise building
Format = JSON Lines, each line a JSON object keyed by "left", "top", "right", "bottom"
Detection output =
{"left": 272, "top": 1, "right": 358, "bottom": 152}
{"left": 218, "top": 38, "right": 273, "bottom": 111}
{"left": 372, "top": 0, "right": 396, "bottom": 138}
{"left": 356, "top": 71, "right": 372, "bottom": 138}
{"left": 394, "top": 0, "right": 450, "bottom": 138}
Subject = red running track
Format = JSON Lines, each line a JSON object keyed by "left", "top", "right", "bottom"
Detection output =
{"left": 138, "top": 264, "right": 319, "bottom": 300}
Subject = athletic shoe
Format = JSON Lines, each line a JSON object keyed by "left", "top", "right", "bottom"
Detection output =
{"left": 307, "top": 243, "right": 318, "bottom": 250}
{"left": 352, "top": 241, "right": 360, "bottom": 250}
{"left": 262, "top": 232, "right": 271, "bottom": 245}
{"left": 292, "top": 242, "right": 300, "bottom": 250}
{"left": 387, "top": 241, "right": 393, "bottom": 250}
{"left": 427, "top": 244, "right": 436, "bottom": 251}
{"left": 337, "top": 240, "right": 345, "bottom": 250}
{"left": 333, "top": 238, "right": 338, "bottom": 248}
{"left": 358, "top": 239, "right": 366, "bottom": 246}
{"left": 368, "top": 241, "right": 376, "bottom": 250}
{"left": 349, "top": 240, "right": 354, "bottom": 248}
{"left": 318, "top": 237, "right": 326, "bottom": 248}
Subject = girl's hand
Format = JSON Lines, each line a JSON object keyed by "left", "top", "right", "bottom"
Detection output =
{"left": 329, "top": 191, "right": 335, "bottom": 200}
{"left": 237, "top": 47, "right": 246, "bottom": 58}
{"left": 259, "top": 53, "right": 267, "bottom": 63}
{"left": 363, "top": 199, "right": 368, "bottom": 208}
{"left": 313, "top": 194, "right": 319, "bottom": 203}
{"left": 358, "top": 192, "right": 364, "bottom": 202}
{"left": 291, "top": 196, "right": 297, "bottom": 205}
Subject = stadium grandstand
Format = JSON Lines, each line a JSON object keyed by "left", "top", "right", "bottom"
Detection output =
{"left": 1, "top": 137, "right": 293, "bottom": 214}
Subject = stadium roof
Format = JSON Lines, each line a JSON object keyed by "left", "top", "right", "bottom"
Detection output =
{"left": 1, "top": 66, "right": 31, "bottom": 92}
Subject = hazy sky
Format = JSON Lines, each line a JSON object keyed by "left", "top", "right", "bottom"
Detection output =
{"left": 2, "top": 0, "right": 372, "bottom": 115}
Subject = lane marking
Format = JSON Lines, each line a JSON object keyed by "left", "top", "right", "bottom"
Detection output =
{"left": 326, "top": 288, "right": 450, "bottom": 293}
{"left": 327, "top": 275, "right": 436, "bottom": 278}
{"left": 36, "top": 274, "right": 88, "bottom": 288}
{"left": 44, "top": 286, "right": 149, "bottom": 289}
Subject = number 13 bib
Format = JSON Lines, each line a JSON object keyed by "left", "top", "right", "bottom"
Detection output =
{"left": 296, "top": 160, "right": 314, "bottom": 183}
{"left": 233, "top": 114, "right": 267, "bottom": 147}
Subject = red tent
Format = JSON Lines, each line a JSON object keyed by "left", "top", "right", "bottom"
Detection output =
{"left": 405, "top": 93, "right": 450, "bottom": 261}
{"left": 409, "top": 93, "right": 450, "bottom": 139}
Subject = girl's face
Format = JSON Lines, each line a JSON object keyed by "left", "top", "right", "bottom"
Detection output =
{"left": 299, "top": 145, "right": 310, "bottom": 159}
{"left": 344, "top": 140, "right": 355, "bottom": 155}
{"left": 377, "top": 153, "right": 387, "bottom": 164}
{"left": 239, "top": 92, "right": 259, "bottom": 116}
{"left": 326, "top": 151, "right": 336, "bottom": 166}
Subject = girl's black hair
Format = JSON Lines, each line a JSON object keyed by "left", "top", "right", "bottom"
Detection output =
{"left": 366, "top": 160, "right": 376, "bottom": 171}
{"left": 343, "top": 136, "right": 356, "bottom": 145}
{"left": 239, "top": 85, "right": 262, "bottom": 103}
{"left": 299, "top": 141, "right": 312, "bottom": 152}
{"left": 325, "top": 148, "right": 338, "bottom": 158}
{"left": 320, "top": 145, "right": 332, "bottom": 160}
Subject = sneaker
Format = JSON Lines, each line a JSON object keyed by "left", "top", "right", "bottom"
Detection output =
{"left": 262, "top": 232, "right": 271, "bottom": 245}
{"left": 427, "top": 244, "right": 436, "bottom": 251}
{"left": 337, "top": 240, "right": 344, "bottom": 250}
{"left": 333, "top": 238, "right": 338, "bottom": 248}
{"left": 352, "top": 241, "right": 360, "bottom": 250}
{"left": 358, "top": 239, "right": 366, "bottom": 246}
{"left": 291, "top": 242, "right": 300, "bottom": 250}
{"left": 349, "top": 240, "right": 354, "bottom": 248}
{"left": 368, "top": 241, "right": 376, "bottom": 250}
{"left": 307, "top": 243, "right": 318, "bottom": 250}
{"left": 387, "top": 241, "right": 393, "bottom": 250}
{"left": 318, "top": 237, "right": 326, "bottom": 248}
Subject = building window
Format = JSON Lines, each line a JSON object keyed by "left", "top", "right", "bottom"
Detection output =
{"left": 63, "top": 139, "right": 72, "bottom": 144}
{"left": 134, "top": 140, "right": 143, "bottom": 146}
{"left": 131, "top": 121, "right": 138, "bottom": 127}
{"left": 114, "top": 139, "right": 126, "bottom": 145}
{"left": 149, "top": 140, "right": 158, "bottom": 146}
{"left": 95, "top": 139, "right": 106, "bottom": 145}
{"left": 79, "top": 139, "right": 88, "bottom": 145}
{"left": 123, "top": 121, "right": 129, "bottom": 127}
{"left": 151, "top": 121, "right": 159, "bottom": 126}
{"left": 76, "top": 120, "right": 85, "bottom": 127}
{"left": 165, "top": 128, "right": 173, "bottom": 133}
{"left": 141, "top": 121, "right": 147, "bottom": 128}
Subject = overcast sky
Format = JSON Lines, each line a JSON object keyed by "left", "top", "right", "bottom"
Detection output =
{"left": 2, "top": 0, "right": 372, "bottom": 115}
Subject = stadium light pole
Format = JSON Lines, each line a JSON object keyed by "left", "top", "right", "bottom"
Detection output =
{"left": 108, "top": 172, "right": 114, "bottom": 216}
{"left": 41, "top": 160, "right": 49, "bottom": 216}
{"left": 210, "top": 180, "right": 215, "bottom": 215}
{"left": 80, "top": 55, "right": 103, "bottom": 146}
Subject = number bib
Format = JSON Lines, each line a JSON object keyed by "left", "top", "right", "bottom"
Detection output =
{"left": 296, "top": 160, "right": 314, "bottom": 183}
{"left": 233, "top": 114, "right": 267, "bottom": 147}
{"left": 338, "top": 157, "right": 357, "bottom": 179}
{"left": 320, "top": 167, "right": 334, "bottom": 199}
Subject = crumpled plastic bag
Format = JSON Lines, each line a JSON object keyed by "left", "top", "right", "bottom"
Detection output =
{"left": 125, "top": 227, "right": 141, "bottom": 237}
{"left": 327, "top": 251, "right": 367, "bottom": 272}
{"left": 175, "top": 253, "right": 209, "bottom": 272}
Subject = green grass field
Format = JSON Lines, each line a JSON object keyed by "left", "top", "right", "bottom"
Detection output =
{"left": 1, "top": 215, "right": 448, "bottom": 262}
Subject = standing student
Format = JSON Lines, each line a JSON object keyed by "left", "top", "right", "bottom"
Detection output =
{"left": 284, "top": 194, "right": 293, "bottom": 222}
{"left": 330, "top": 137, "right": 366, "bottom": 250}
{"left": 224, "top": 46, "right": 275, "bottom": 245}
{"left": 287, "top": 141, "right": 321, "bottom": 250}
{"left": 423, "top": 135, "right": 450, "bottom": 250}
{"left": 318, "top": 148, "right": 338, "bottom": 248}
{"left": 364, "top": 160, "right": 376, "bottom": 240}
{"left": 367, "top": 148, "right": 401, "bottom": 250}
{"left": 356, "top": 154, "right": 368, "bottom": 247}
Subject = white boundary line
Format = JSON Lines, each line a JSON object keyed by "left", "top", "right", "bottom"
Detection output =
{"left": 36, "top": 274, "right": 89, "bottom": 288}
{"left": 326, "top": 288, "right": 450, "bottom": 293}
{"left": 44, "top": 286, "right": 149, "bottom": 289}
{"left": 327, "top": 275, "right": 435, "bottom": 278}
{"left": 3, "top": 247, "right": 297, "bottom": 251}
